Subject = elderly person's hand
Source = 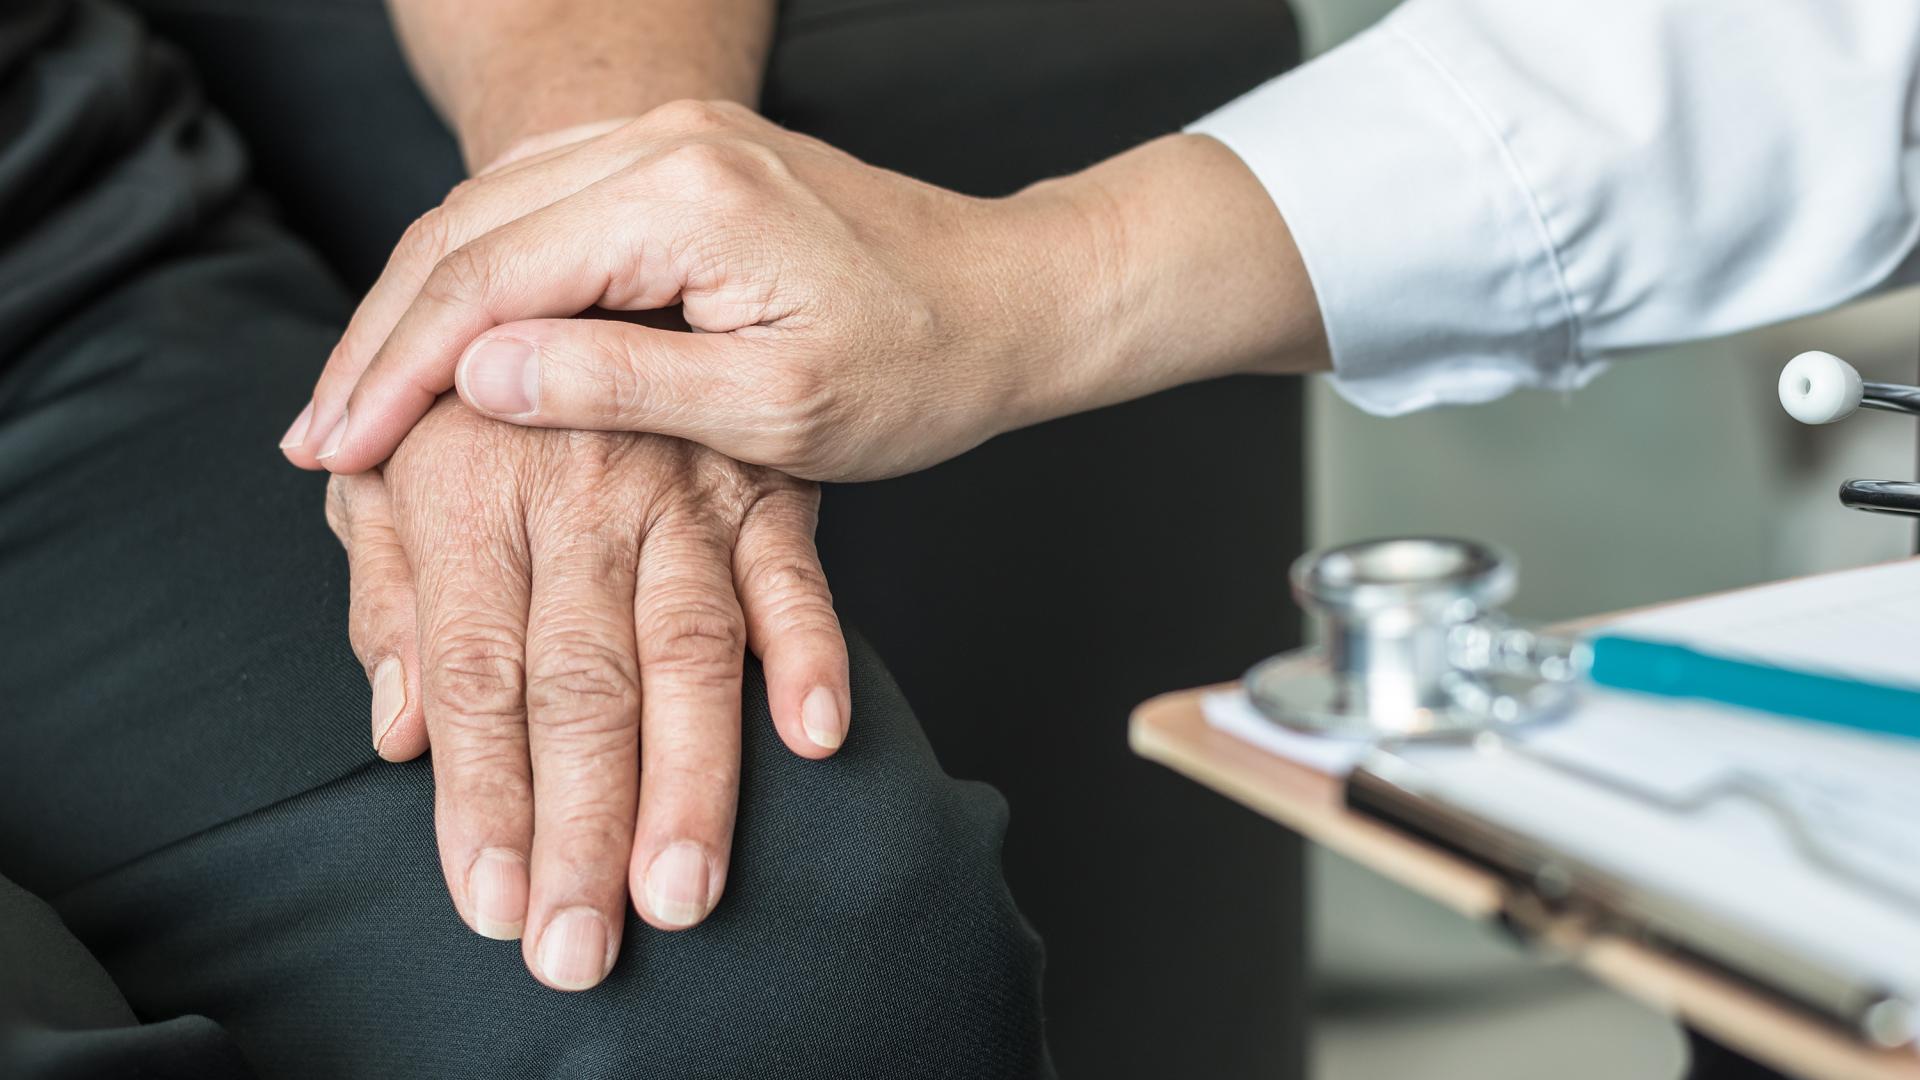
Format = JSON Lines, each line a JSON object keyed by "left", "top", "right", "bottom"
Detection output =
{"left": 278, "top": 100, "right": 1325, "bottom": 483}
{"left": 324, "top": 397, "right": 847, "bottom": 991}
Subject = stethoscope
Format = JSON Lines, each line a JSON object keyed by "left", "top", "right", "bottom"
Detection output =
{"left": 1249, "top": 351, "right": 1920, "bottom": 740}
{"left": 1246, "top": 536, "right": 1583, "bottom": 738}
{"left": 1777, "top": 350, "right": 1920, "bottom": 516}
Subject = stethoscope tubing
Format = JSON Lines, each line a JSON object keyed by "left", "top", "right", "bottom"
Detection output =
{"left": 1860, "top": 381, "right": 1920, "bottom": 416}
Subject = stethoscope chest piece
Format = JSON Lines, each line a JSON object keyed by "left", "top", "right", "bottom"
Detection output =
{"left": 1247, "top": 537, "right": 1576, "bottom": 739}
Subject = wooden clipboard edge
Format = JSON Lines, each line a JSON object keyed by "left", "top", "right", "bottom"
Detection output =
{"left": 1128, "top": 685, "right": 1507, "bottom": 920}
{"left": 1129, "top": 684, "right": 1920, "bottom": 1080}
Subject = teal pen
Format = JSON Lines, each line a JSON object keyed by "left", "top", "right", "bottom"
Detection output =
{"left": 1583, "top": 634, "right": 1920, "bottom": 741}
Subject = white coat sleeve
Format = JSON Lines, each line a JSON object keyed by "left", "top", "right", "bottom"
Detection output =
{"left": 1189, "top": 1, "right": 1920, "bottom": 415}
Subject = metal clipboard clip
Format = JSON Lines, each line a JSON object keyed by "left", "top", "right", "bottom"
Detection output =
{"left": 1347, "top": 738, "right": 1920, "bottom": 1050}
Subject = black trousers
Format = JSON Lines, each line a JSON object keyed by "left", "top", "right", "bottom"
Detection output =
{"left": 1, "top": 6, "right": 1050, "bottom": 1077}
{"left": 2, "top": 1, "right": 1309, "bottom": 1076}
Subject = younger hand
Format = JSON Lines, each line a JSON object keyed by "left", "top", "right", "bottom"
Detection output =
{"left": 281, "top": 103, "right": 1319, "bottom": 481}
{"left": 280, "top": 101, "right": 1131, "bottom": 481}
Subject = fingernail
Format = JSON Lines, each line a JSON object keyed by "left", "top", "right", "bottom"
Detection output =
{"left": 467, "top": 848, "right": 529, "bottom": 940}
{"left": 643, "top": 842, "right": 713, "bottom": 929}
{"left": 315, "top": 409, "right": 348, "bottom": 461}
{"left": 370, "top": 656, "right": 406, "bottom": 752}
{"left": 801, "top": 686, "right": 845, "bottom": 750}
{"left": 461, "top": 338, "right": 538, "bottom": 416}
{"left": 537, "top": 907, "right": 610, "bottom": 990}
{"left": 279, "top": 401, "right": 315, "bottom": 449}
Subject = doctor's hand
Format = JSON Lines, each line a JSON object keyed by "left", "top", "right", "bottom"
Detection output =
{"left": 324, "top": 398, "right": 847, "bottom": 991}
{"left": 281, "top": 100, "right": 1325, "bottom": 483}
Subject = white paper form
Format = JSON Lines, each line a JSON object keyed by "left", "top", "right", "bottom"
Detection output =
{"left": 1605, "top": 558, "right": 1920, "bottom": 689}
{"left": 1203, "top": 558, "right": 1920, "bottom": 1038}
{"left": 1401, "top": 692, "right": 1920, "bottom": 1034}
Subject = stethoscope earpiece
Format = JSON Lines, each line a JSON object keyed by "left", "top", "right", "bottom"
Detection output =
{"left": 1778, "top": 350, "right": 1920, "bottom": 515}
{"left": 1778, "top": 350, "right": 1864, "bottom": 424}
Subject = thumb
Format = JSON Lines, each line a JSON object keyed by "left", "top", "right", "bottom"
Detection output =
{"left": 455, "top": 319, "right": 761, "bottom": 448}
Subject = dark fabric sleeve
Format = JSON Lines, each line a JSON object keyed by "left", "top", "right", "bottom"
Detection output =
{"left": 0, "top": 0, "right": 248, "bottom": 374}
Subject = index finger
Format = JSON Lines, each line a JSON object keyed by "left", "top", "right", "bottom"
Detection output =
{"left": 282, "top": 135, "right": 638, "bottom": 471}
{"left": 312, "top": 183, "right": 698, "bottom": 475}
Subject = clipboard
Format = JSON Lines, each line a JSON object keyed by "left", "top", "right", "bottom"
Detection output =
{"left": 1198, "top": 555, "right": 1920, "bottom": 1052}
{"left": 1140, "top": 557, "right": 1920, "bottom": 1076}
{"left": 1347, "top": 738, "right": 1919, "bottom": 1049}
{"left": 1133, "top": 676, "right": 1920, "bottom": 1080}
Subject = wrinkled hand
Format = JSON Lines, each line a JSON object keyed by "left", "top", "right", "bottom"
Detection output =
{"left": 325, "top": 398, "right": 848, "bottom": 991}
{"left": 277, "top": 99, "right": 1133, "bottom": 482}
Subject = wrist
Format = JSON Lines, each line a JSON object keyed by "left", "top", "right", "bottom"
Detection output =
{"left": 1000, "top": 134, "right": 1328, "bottom": 425}
{"left": 446, "top": 70, "right": 767, "bottom": 174}
{"left": 469, "top": 118, "right": 636, "bottom": 176}
{"left": 961, "top": 180, "right": 1126, "bottom": 437}
{"left": 390, "top": 0, "right": 775, "bottom": 176}
{"left": 454, "top": 96, "right": 643, "bottom": 176}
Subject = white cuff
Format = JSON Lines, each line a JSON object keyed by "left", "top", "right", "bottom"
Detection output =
{"left": 1187, "top": 16, "right": 1604, "bottom": 416}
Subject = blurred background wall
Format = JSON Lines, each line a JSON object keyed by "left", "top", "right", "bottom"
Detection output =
{"left": 1285, "top": 2, "right": 1919, "bottom": 1077}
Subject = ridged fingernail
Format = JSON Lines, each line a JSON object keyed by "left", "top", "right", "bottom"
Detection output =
{"left": 643, "top": 842, "right": 713, "bottom": 929}
{"left": 537, "top": 907, "right": 610, "bottom": 990}
{"left": 801, "top": 686, "right": 844, "bottom": 750}
{"left": 466, "top": 849, "right": 529, "bottom": 941}
{"left": 370, "top": 656, "right": 406, "bottom": 752}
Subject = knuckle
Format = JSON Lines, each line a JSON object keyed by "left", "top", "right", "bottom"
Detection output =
{"left": 542, "top": 811, "right": 637, "bottom": 876}
{"left": 638, "top": 597, "right": 747, "bottom": 671}
{"left": 435, "top": 750, "right": 533, "bottom": 819}
{"left": 742, "top": 484, "right": 821, "bottom": 536}
{"left": 676, "top": 457, "right": 759, "bottom": 526}
{"left": 744, "top": 550, "right": 830, "bottom": 606}
{"left": 546, "top": 800, "right": 635, "bottom": 851}
{"left": 340, "top": 540, "right": 418, "bottom": 658}
{"left": 748, "top": 592, "right": 840, "bottom": 649}
{"left": 645, "top": 757, "right": 737, "bottom": 803}
{"left": 350, "top": 546, "right": 415, "bottom": 601}
{"left": 442, "top": 176, "right": 485, "bottom": 209}
{"left": 427, "top": 634, "right": 526, "bottom": 721}
{"left": 658, "top": 139, "right": 736, "bottom": 176}
{"left": 526, "top": 639, "right": 641, "bottom": 729}
{"left": 726, "top": 138, "right": 785, "bottom": 176}
{"left": 399, "top": 206, "right": 455, "bottom": 264}
{"left": 648, "top": 141, "right": 765, "bottom": 205}
{"left": 755, "top": 601, "right": 841, "bottom": 649}
{"left": 420, "top": 244, "right": 494, "bottom": 309}
{"left": 642, "top": 98, "right": 733, "bottom": 134}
